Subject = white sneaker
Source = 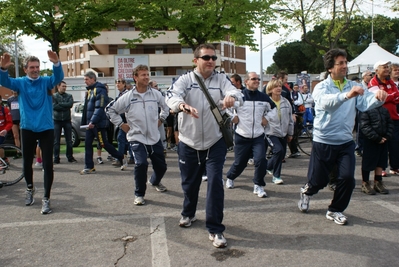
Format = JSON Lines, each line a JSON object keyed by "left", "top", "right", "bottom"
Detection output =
{"left": 326, "top": 211, "right": 348, "bottom": 225}
{"left": 209, "top": 233, "right": 227, "bottom": 248}
{"left": 272, "top": 177, "right": 284, "bottom": 184}
{"left": 253, "top": 185, "right": 267, "bottom": 198}
{"left": 34, "top": 162, "right": 42, "bottom": 168}
{"left": 134, "top": 196, "right": 145, "bottom": 205}
{"left": 226, "top": 178, "right": 234, "bottom": 189}
{"left": 298, "top": 192, "right": 310, "bottom": 212}
{"left": 120, "top": 158, "right": 128, "bottom": 171}
{"left": 202, "top": 176, "right": 208, "bottom": 181}
{"left": 247, "top": 158, "right": 254, "bottom": 165}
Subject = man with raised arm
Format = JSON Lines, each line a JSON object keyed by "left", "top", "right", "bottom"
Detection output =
{"left": 0, "top": 51, "right": 64, "bottom": 214}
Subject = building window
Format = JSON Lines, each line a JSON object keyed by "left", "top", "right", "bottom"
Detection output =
{"left": 150, "top": 70, "right": 164, "bottom": 76}
{"left": 155, "top": 46, "right": 164, "bottom": 54}
{"left": 181, "top": 47, "right": 193, "bottom": 54}
{"left": 117, "top": 48, "right": 130, "bottom": 55}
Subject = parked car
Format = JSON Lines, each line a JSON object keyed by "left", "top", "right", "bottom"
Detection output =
{"left": 70, "top": 101, "right": 117, "bottom": 147}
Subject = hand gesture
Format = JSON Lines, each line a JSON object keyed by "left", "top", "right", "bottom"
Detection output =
{"left": 179, "top": 103, "right": 199, "bottom": 118}
{"left": 375, "top": 89, "right": 387, "bottom": 102}
{"left": 222, "top": 96, "right": 235, "bottom": 109}
{"left": 0, "top": 53, "right": 14, "bottom": 69}
{"left": 47, "top": 50, "right": 59, "bottom": 64}
{"left": 346, "top": 86, "right": 364, "bottom": 99}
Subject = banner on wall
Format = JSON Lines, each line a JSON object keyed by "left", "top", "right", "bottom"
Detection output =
{"left": 114, "top": 55, "right": 149, "bottom": 83}
{"left": 296, "top": 73, "right": 311, "bottom": 90}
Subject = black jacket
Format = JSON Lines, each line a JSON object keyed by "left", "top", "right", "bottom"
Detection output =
{"left": 53, "top": 92, "right": 73, "bottom": 121}
{"left": 359, "top": 106, "right": 394, "bottom": 143}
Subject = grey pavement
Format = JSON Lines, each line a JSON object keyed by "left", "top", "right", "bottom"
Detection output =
{"left": 1, "top": 150, "right": 398, "bottom": 267}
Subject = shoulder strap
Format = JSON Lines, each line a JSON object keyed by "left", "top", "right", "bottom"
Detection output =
{"left": 193, "top": 73, "right": 224, "bottom": 126}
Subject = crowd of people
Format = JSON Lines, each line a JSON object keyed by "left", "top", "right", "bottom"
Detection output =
{"left": 0, "top": 44, "right": 397, "bottom": 249}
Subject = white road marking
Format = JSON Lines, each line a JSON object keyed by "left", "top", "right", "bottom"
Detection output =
{"left": 150, "top": 216, "right": 170, "bottom": 267}
{"left": 372, "top": 200, "right": 399, "bottom": 214}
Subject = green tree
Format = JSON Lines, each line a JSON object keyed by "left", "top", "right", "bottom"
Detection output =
{"left": 272, "top": 15, "right": 399, "bottom": 73}
{"left": 0, "top": 0, "right": 122, "bottom": 54}
{"left": 278, "top": 0, "right": 361, "bottom": 52}
{"left": 120, "top": 0, "right": 279, "bottom": 51}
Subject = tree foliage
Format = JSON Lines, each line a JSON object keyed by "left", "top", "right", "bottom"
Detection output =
{"left": 0, "top": 0, "right": 122, "bottom": 53}
{"left": 277, "top": 0, "right": 362, "bottom": 52}
{"left": 272, "top": 15, "right": 399, "bottom": 73}
{"left": 120, "top": 0, "right": 279, "bottom": 51}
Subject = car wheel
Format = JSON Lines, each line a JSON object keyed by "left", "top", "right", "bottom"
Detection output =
{"left": 72, "top": 128, "right": 80, "bottom": 147}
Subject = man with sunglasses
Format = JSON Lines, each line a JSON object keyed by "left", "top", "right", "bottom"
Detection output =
{"left": 166, "top": 44, "right": 242, "bottom": 248}
{"left": 225, "top": 72, "right": 276, "bottom": 196}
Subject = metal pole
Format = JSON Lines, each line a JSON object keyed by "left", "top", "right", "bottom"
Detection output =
{"left": 14, "top": 32, "right": 19, "bottom": 77}
{"left": 260, "top": 27, "right": 263, "bottom": 92}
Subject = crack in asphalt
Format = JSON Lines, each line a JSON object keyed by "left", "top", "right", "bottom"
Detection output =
{"left": 113, "top": 218, "right": 170, "bottom": 266}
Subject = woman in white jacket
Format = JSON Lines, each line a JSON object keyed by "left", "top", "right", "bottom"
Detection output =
{"left": 265, "top": 79, "right": 294, "bottom": 184}
{"left": 294, "top": 84, "right": 314, "bottom": 132}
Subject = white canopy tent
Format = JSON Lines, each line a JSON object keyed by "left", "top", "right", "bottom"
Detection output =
{"left": 348, "top": 42, "right": 399, "bottom": 74}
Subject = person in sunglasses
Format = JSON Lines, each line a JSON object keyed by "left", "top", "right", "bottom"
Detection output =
{"left": 166, "top": 43, "right": 242, "bottom": 248}
{"left": 225, "top": 72, "right": 276, "bottom": 196}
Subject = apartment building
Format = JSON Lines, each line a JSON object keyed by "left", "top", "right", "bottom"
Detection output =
{"left": 58, "top": 21, "right": 247, "bottom": 81}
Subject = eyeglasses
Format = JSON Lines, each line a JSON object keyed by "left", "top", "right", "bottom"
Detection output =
{"left": 368, "top": 74, "right": 373, "bottom": 77}
{"left": 249, "top": 78, "right": 261, "bottom": 81}
{"left": 198, "top": 55, "right": 217, "bottom": 61}
{"left": 116, "top": 80, "right": 123, "bottom": 83}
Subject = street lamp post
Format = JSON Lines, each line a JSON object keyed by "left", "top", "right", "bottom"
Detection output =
{"left": 42, "top": 61, "right": 47, "bottom": 76}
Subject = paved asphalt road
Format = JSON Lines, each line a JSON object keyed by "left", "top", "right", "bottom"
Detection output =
{"left": 1, "top": 149, "right": 398, "bottom": 267}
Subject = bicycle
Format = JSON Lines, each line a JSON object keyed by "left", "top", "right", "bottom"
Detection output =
{"left": 294, "top": 115, "right": 313, "bottom": 156}
{"left": 0, "top": 144, "right": 24, "bottom": 188}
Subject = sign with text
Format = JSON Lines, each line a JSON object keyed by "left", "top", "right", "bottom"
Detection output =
{"left": 114, "top": 55, "right": 149, "bottom": 81}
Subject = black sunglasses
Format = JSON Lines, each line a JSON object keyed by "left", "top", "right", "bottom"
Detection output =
{"left": 250, "top": 77, "right": 261, "bottom": 81}
{"left": 116, "top": 80, "right": 123, "bottom": 83}
{"left": 198, "top": 55, "right": 217, "bottom": 61}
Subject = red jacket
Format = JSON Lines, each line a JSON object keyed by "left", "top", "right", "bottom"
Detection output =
{"left": 369, "top": 76, "right": 399, "bottom": 120}
{"left": 0, "top": 106, "right": 13, "bottom": 132}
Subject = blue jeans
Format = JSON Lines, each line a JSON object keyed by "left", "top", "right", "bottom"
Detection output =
{"left": 130, "top": 139, "right": 167, "bottom": 197}
{"left": 227, "top": 133, "right": 266, "bottom": 186}
{"left": 178, "top": 138, "right": 226, "bottom": 234}
{"left": 54, "top": 120, "right": 73, "bottom": 161}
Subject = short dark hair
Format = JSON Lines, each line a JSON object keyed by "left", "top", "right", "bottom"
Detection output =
{"left": 230, "top": 74, "right": 242, "bottom": 84}
{"left": 194, "top": 44, "right": 216, "bottom": 58}
{"left": 323, "top": 48, "right": 347, "bottom": 77}
{"left": 275, "top": 71, "right": 288, "bottom": 80}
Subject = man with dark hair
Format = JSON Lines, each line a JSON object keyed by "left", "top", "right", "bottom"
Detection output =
{"left": 0, "top": 51, "right": 64, "bottom": 214}
{"left": 166, "top": 43, "right": 242, "bottom": 248}
{"left": 298, "top": 48, "right": 387, "bottom": 225}
{"left": 106, "top": 65, "right": 169, "bottom": 205}
{"left": 230, "top": 74, "right": 246, "bottom": 91}
{"left": 53, "top": 81, "right": 77, "bottom": 164}
{"left": 80, "top": 71, "right": 124, "bottom": 174}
